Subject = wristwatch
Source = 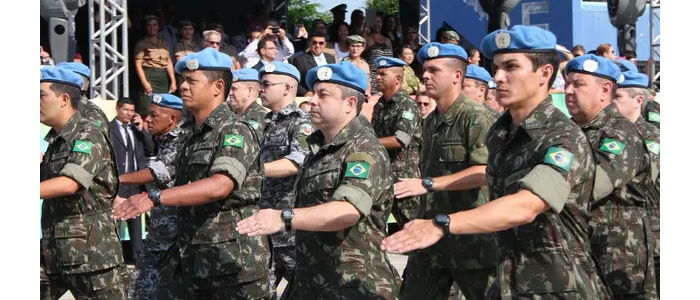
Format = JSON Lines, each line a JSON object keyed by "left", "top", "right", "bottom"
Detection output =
{"left": 421, "top": 177, "right": 435, "bottom": 193}
{"left": 433, "top": 214, "right": 451, "bottom": 237}
{"left": 281, "top": 209, "right": 294, "bottom": 231}
{"left": 147, "top": 189, "right": 162, "bottom": 207}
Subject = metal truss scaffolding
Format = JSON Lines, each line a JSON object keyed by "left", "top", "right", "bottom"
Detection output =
{"left": 419, "top": 0, "right": 431, "bottom": 44}
{"left": 649, "top": 0, "right": 660, "bottom": 90}
{"left": 88, "top": 0, "right": 129, "bottom": 100}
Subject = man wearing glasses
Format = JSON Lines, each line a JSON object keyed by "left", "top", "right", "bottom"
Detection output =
{"left": 257, "top": 62, "right": 315, "bottom": 298}
{"left": 291, "top": 32, "right": 337, "bottom": 96}
{"left": 415, "top": 92, "right": 435, "bottom": 119}
{"left": 251, "top": 36, "right": 280, "bottom": 71}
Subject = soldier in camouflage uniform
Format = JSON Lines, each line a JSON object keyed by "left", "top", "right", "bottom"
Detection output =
{"left": 113, "top": 48, "right": 271, "bottom": 299}
{"left": 565, "top": 54, "right": 657, "bottom": 299}
{"left": 611, "top": 60, "right": 661, "bottom": 296}
{"left": 114, "top": 93, "right": 189, "bottom": 299}
{"left": 40, "top": 67, "right": 127, "bottom": 299}
{"left": 643, "top": 98, "right": 660, "bottom": 129}
{"left": 461, "top": 64, "right": 502, "bottom": 120}
{"left": 391, "top": 43, "right": 497, "bottom": 300}
{"left": 383, "top": 25, "right": 612, "bottom": 299}
{"left": 237, "top": 62, "right": 400, "bottom": 299}
{"left": 258, "top": 62, "right": 314, "bottom": 297}
{"left": 371, "top": 56, "right": 423, "bottom": 228}
{"left": 229, "top": 68, "right": 268, "bottom": 140}
{"left": 56, "top": 62, "right": 111, "bottom": 134}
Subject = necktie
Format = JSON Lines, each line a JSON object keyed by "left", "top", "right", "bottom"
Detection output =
{"left": 122, "top": 124, "right": 135, "bottom": 172}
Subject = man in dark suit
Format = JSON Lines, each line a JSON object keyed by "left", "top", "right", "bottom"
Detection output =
{"left": 291, "top": 31, "right": 336, "bottom": 96}
{"left": 109, "top": 98, "right": 153, "bottom": 262}
{"left": 251, "top": 35, "right": 280, "bottom": 71}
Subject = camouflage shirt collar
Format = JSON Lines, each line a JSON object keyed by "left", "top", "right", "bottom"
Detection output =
{"left": 242, "top": 101, "right": 263, "bottom": 116}
{"left": 198, "top": 103, "right": 233, "bottom": 130}
{"left": 580, "top": 104, "right": 618, "bottom": 129}
{"left": 380, "top": 89, "right": 408, "bottom": 104}
{"left": 266, "top": 101, "right": 299, "bottom": 121}
{"left": 308, "top": 117, "right": 362, "bottom": 154}
{"left": 160, "top": 119, "right": 185, "bottom": 142}
{"left": 519, "top": 96, "right": 555, "bottom": 134}
{"left": 437, "top": 93, "right": 468, "bottom": 125}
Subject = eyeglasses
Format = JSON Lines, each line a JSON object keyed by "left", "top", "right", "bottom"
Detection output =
{"left": 206, "top": 41, "right": 221, "bottom": 45}
{"left": 416, "top": 102, "right": 430, "bottom": 107}
{"left": 260, "top": 81, "right": 286, "bottom": 90}
{"left": 263, "top": 46, "right": 278, "bottom": 51}
{"left": 311, "top": 41, "right": 326, "bottom": 45}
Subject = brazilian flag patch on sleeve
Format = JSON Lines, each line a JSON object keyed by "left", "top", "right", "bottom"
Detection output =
{"left": 543, "top": 147, "right": 574, "bottom": 172}
{"left": 645, "top": 140, "right": 660, "bottom": 155}
{"left": 248, "top": 120, "right": 260, "bottom": 130}
{"left": 223, "top": 134, "right": 244, "bottom": 148}
{"left": 345, "top": 161, "right": 371, "bottom": 179}
{"left": 648, "top": 112, "right": 660, "bottom": 123}
{"left": 72, "top": 140, "right": 93, "bottom": 155}
{"left": 600, "top": 138, "right": 625, "bottom": 155}
{"left": 401, "top": 110, "right": 415, "bottom": 121}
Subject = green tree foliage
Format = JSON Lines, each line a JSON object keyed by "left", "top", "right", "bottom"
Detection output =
{"left": 288, "top": 0, "right": 332, "bottom": 31}
{"left": 366, "top": 0, "right": 399, "bottom": 15}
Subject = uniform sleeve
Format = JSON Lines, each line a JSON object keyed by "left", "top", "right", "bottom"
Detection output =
{"left": 58, "top": 135, "right": 106, "bottom": 190}
{"left": 591, "top": 129, "right": 642, "bottom": 201}
{"left": 331, "top": 151, "right": 384, "bottom": 217}
{"left": 466, "top": 112, "right": 494, "bottom": 166}
{"left": 393, "top": 101, "right": 422, "bottom": 148}
{"left": 280, "top": 38, "right": 295, "bottom": 61}
{"left": 210, "top": 123, "right": 259, "bottom": 189}
{"left": 133, "top": 41, "right": 145, "bottom": 60}
{"left": 148, "top": 135, "right": 185, "bottom": 187}
{"left": 284, "top": 120, "right": 314, "bottom": 166}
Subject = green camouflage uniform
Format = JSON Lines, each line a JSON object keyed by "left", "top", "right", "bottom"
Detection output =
{"left": 79, "top": 95, "right": 111, "bottom": 135}
{"left": 239, "top": 101, "right": 268, "bottom": 141}
{"left": 643, "top": 100, "right": 660, "bottom": 129}
{"left": 173, "top": 103, "right": 271, "bottom": 299}
{"left": 579, "top": 104, "right": 657, "bottom": 299}
{"left": 371, "top": 89, "right": 423, "bottom": 228}
{"left": 281, "top": 117, "right": 400, "bottom": 299}
{"left": 484, "top": 96, "right": 610, "bottom": 299}
{"left": 401, "top": 66, "right": 421, "bottom": 95}
{"left": 401, "top": 94, "right": 498, "bottom": 300}
{"left": 40, "top": 112, "right": 126, "bottom": 299}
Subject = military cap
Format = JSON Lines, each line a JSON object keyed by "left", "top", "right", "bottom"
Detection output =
{"left": 331, "top": 4, "right": 347, "bottom": 12}
{"left": 144, "top": 15, "right": 159, "bottom": 22}
{"left": 442, "top": 30, "right": 460, "bottom": 42}
{"left": 488, "top": 80, "right": 497, "bottom": 89}
{"left": 615, "top": 59, "right": 649, "bottom": 88}
{"left": 306, "top": 61, "right": 368, "bottom": 93}
{"left": 565, "top": 54, "right": 622, "bottom": 84}
{"left": 347, "top": 35, "right": 366, "bottom": 45}
{"left": 480, "top": 25, "right": 557, "bottom": 60}
{"left": 375, "top": 56, "right": 406, "bottom": 69}
{"left": 150, "top": 93, "right": 183, "bottom": 110}
{"left": 417, "top": 42, "right": 468, "bottom": 63}
{"left": 178, "top": 20, "right": 194, "bottom": 28}
{"left": 175, "top": 48, "right": 233, "bottom": 74}
{"left": 232, "top": 68, "right": 260, "bottom": 83}
{"left": 465, "top": 64, "right": 492, "bottom": 85}
{"left": 56, "top": 62, "right": 90, "bottom": 78}
{"left": 258, "top": 61, "right": 301, "bottom": 83}
{"left": 40, "top": 66, "right": 84, "bottom": 90}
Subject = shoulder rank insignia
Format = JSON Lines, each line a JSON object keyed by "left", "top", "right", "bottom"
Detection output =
{"left": 345, "top": 161, "right": 370, "bottom": 179}
{"left": 600, "top": 138, "right": 625, "bottom": 155}
{"left": 543, "top": 147, "right": 574, "bottom": 172}
{"left": 223, "top": 134, "right": 244, "bottom": 148}
{"left": 72, "top": 140, "right": 93, "bottom": 154}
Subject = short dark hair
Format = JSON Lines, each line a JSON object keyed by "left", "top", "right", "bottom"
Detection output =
{"left": 201, "top": 70, "right": 233, "bottom": 98}
{"left": 571, "top": 44, "right": 585, "bottom": 54}
{"left": 338, "top": 85, "right": 365, "bottom": 116}
{"left": 444, "top": 57, "right": 468, "bottom": 85}
{"left": 310, "top": 31, "right": 326, "bottom": 41}
{"left": 312, "top": 19, "right": 326, "bottom": 29}
{"left": 117, "top": 97, "right": 135, "bottom": 108}
{"left": 467, "top": 48, "right": 479, "bottom": 58}
{"left": 257, "top": 35, "right": 276, "bottom": 54}
{"left": 49, "top": 83, "right": 81, "bottom": 109}
{"left": 622, "top": 50, "right": 636, "bottom": 60}
{"left": 524, "top": 52, "right": 561, "bottom": 88}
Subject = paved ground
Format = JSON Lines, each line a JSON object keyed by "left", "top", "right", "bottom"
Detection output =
{"left": 58, "top": 253, "right": 409, "bottom": 300}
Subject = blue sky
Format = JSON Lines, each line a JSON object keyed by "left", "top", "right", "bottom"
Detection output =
{"left": 317, "top": 0, "right": 366, "bottom": 21}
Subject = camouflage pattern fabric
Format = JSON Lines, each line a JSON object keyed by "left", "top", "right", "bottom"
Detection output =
{"left": 484, "top": 97, "right": 610, "bottom": 299}
{"left": 286, "top": 116, "right": 400, "bottom": 299}
{"left": 239, "top": 101, "right": 268, "bottom": 142}
{"left": 643, "top": 100, "right": 660, "bottom": 129}
{"left": 79, "top": 95, "right": 111, "bottom": 135}
{"left": 40, "top": 264, "right": 126, "bottom": 300}
{"left": 40, "top": 112, "right": 126, "bottom": 297}
{"left": 401, "top": 65, "right": 421, "bottom": 95}
{"left": 371, "top": 89, "right": 423, "bottom": 227}
{"left": 131, "top": 120, "right": 189, "bottom": 300}
{"left": 483, "top": 102, "right": 503, "bottom": 119}
{"left": 634, "top": 117, "right": 660, "bottom": 259}
{"left": 580, "top": 104, "right": 657, "bottom": 298}
{"left": 173, "top": 103, "right": 270, "bottom": 297}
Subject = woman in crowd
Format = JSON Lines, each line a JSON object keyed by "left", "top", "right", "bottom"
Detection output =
{"left": 398, "top": 44, "right": 421, "bottom": 95}
{"left": 328, "top": 22, "right": 351, "bottom": 62}
{"left": 365, "top": 13, "right": 393, "bottom": 95}
{"left": 133, "top": 15, "right": 176, "bottom": 115}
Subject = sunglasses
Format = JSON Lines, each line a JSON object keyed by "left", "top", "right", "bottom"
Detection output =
{"left": 260, "top": 81, "right": 286, "bottom": 90}
{"left": 311, "top": 41, "right": 326, "bottom": 45}
{"left": 416, "top": 102, "right": 430, "bottom": 107}
{"left": 207, "top": 41, "right": 221, "bottom": 45}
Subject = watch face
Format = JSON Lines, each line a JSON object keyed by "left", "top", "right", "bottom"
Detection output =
{"left": 282, "top": 210, "right": 293, "bottom": 219}
{"left": 422, "top": 177, "right": 433, "bottom": 187}
{"left": 435, "top": 214, "right": 449, "bottom": 223}
{"left": 149, "top": 189, "right": 159, "bottom": 198}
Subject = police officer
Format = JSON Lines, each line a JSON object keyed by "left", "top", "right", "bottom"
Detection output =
{"left": 114, "top": 93, "right": 188, "bottom": 299}
{"left": 565, "top": 54, "right": 657, "bottom": 299}
{"left": 391, "top": 42, "right": 498, "bottom": 300}
{"left": 56, "top": 62, "right": 111, "bottom": 134}
{"left": 383, "top": 25, "right": 611, "bottom": 298}
{"left": 461, "top": 64, "right": 502, "bottom": 119}
{"left": 612, "top": 59, "right": 661, "bottom": 295}
{"left": 40, "top": 67, "right": 126, "bottom": 299}
{"left": 258, "top": 61, "right": 314, "bottom": 297}
{"left": 371, "top": 56, "right": 423, "bottom": 228}
{"left": 237, "top": 61, "right": 400, "bottom": 299}
{"left": 112, "top": 48, "right": 271, "bottom": 298}
{"left": 229, "top": 68, "right": 268, "bottom": 140}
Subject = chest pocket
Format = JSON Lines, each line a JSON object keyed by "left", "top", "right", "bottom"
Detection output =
{"left": 187, "top": 142, "right": 216, "bottom": 178}
{"left": 261, "top": 139, "right": 288, "bottom": 160}
{"left": 48, "top": 151, "right": 70, "bottom": 177}
{"left": 439, "top": 138, "right": 468, "bottom": 172}
{"left": 300, "top": 163, "right": 341, "bottom": 197}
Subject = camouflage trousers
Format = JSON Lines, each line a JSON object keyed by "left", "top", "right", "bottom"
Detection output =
{"left": 269, "top": 245, "right": 296, "bottom": 298}
{"left": 40, "top": 264, "right": 127, "bottom": 300}
{"left": 400, "top": 253, "right": 495, "bottom": 300}
{"left": 280, "top": 277, "right": 397, "bottom": 300}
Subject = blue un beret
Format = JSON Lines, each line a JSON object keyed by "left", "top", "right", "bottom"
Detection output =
{"left": 258, "top": 61, "right": 301, "bottom": 83}
{"left": 40, "top": 66, "right": 84, "bottom": 90}
{"left": 56, "top": 62, "right": 90, "bottom": 78}
{"left": 375, "top": 56, "right": 406, "bottom": 69}
{"left": 417, "top": 42, "right": 468, "bottom": 64}
{"left": 306, "top": 61, "right": 368, "bottom": 93}
{"left": 175, "top": 48, "right": 232, "bottom": 74}
{"left": 150, "top": 93, "right": 183, "bottom": 110}
{"left": 565, "top": 54, "right": 622, "bottom": 84}
{"left": 232, "top": 68, "right": 260, "bottom": 83}
{"left": 488, "top": 80, "right": 497, "bottom": 89}
{"left": 465, "top": 64, "right": 493, "bottom": 85}
{"left": 615, "top": 59, "right": 648, "bottom": 88}
{"left": 480, "top": 25, "right": 557, "bottom": 60}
